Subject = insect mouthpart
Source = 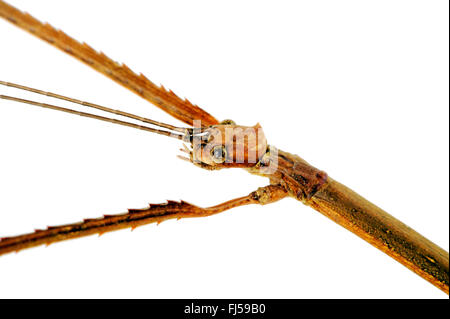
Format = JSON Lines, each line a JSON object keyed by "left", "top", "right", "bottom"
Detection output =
{"left": 187, "top": 123, "right": 268, "bottom": 170}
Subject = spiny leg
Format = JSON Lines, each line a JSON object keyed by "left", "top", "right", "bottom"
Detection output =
{"left": 0, "top": 185, "right": 287, "bottom": 256}
{"left": 0, "top": 0, "right": 219, "bottom": 126}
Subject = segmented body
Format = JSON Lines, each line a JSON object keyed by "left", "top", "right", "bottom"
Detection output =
{"left": 251, "top": 148, "right": 449, "bottom": 292}
{"left": 0, "top": 0, "right": 448, "bottom": 295}
{"left": 260, "top": 149, "right": 328, "bottom": 202}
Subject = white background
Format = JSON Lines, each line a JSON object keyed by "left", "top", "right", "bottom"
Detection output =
{"left": 0, "top": 0, "right": 448, "bottom": 298}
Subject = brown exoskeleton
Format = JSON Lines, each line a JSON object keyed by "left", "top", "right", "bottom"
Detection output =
{"left": 0, "top": 0, "right": 448, "bottom": 296}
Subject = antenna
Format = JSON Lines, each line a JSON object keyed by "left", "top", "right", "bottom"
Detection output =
{"left": 0, "top": 81, "right": 188, "bottom": 133}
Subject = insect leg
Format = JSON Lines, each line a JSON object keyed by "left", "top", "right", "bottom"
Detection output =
{"left": 0, "top": 185, "right": 287, "bottom": 256}
{"left": 0, "top": 0, "right": 219, "bottom": 126}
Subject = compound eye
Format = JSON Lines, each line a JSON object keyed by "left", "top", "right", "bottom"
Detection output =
{"left": 210, "top": 145, "right": 227, "bottom": 164}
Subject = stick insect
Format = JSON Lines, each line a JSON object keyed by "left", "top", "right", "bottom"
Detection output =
{"left": 0, "top": 1, "right": 448, "bottom": 297}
